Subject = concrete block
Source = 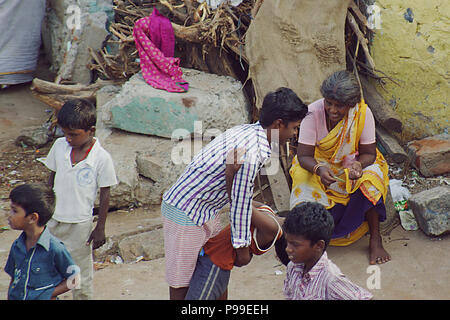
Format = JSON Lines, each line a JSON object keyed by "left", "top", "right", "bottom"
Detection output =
{"left": 98, "top": 129, "right": 206, "bottom": 208}
{"left": 71, "top": 12, "right": 109, "bottom": 84}
{"left": 136, "top": 152, "right": 165, "bottom": 182}
{"left": 42, "top": 0, "right": 113, "bottom": 83}
{"left": 408, "top": 186, "right": 450, "bottom": 236}
{"left": 407, "top": 134, "right": 450, "bottom": 177}
{"left": 111, "top": 97, "right": 198, "bottom": 138}
{"left": 118, "top": 228, "right": 164, "bottom": 263}
{"left": 103, "top": 69, "right": 250, "bottom": 139}
{"left": 96, "top": 85, "right": 122, "bottom": 109}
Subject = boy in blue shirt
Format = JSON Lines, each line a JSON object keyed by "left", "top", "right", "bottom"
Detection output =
{"left": 4, "top": 183, "right": 78, "bottom": 300}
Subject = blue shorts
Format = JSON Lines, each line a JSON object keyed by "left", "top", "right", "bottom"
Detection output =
{"left": 185, "top": 254, "right": 230, "bottom": 300}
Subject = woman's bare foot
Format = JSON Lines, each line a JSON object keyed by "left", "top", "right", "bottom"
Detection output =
{"left": 369, "top": 235, "right": 391, "bottom": 264}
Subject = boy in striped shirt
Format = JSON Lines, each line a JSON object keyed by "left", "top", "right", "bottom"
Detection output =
{"left": 281, "top": 202, "right": 373, "bottom": 300}
{"left": 162, "top": 87, "right": 308, "bottom": 299}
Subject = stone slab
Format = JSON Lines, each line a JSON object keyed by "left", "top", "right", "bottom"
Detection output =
{"left": 101, "top": 70, "right": 250, "bottom": 139}
{"left": 118, "top": 228, "right": 164, "bottom": 263}
{"left": 407, "top": 133, "right": 450, "bottom": 177}
{"left": 408, "top": 186, "right": 450, "bottom": 236}
{"left": 111, "top": 97, "right": 198, "bottom": 138}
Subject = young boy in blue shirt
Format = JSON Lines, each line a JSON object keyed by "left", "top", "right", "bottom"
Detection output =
{"left": 44, "top": 99, "right": 117, "bottom": 299}
{"left": 5, "top": 183, "right": 78, "bottom": 300}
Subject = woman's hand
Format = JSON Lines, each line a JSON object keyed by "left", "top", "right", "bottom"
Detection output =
{"left": 348, "top": 161, "right": 362, "bottom": 180}
{"left": 317, "top": 166, "right": 337, "bottom": 186}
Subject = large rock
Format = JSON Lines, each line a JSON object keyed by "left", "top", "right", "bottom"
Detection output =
{"left": 99, "top": 130, "right": 204, "bottom": 208}
{"left": 102, "top": 70, "right": 250, "bottom": 138}
{"left": 407, "top": 133, "right": 450, "bottom": 177}
{"left": 15, "top": 125, "right": 51, "bottom": 148}
{"left": 118, "top": 228, "right": 164, "bottom": 263}
{"left": 42, "top": 0, "right": 113, "bottom": 84}
{"left": 408, "top": 186, "right": 450, "bottom": 236}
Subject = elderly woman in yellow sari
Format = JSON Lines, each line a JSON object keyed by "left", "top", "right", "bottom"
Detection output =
{"left": 290, "top": 70, "right": 390, "bottom": 265}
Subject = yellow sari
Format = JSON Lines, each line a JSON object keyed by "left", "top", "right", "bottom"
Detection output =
{"left": 289, "top": 100, "right": 389, "bottom": 246}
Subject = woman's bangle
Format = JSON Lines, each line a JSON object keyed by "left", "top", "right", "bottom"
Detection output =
{"left": 313, "top": 163, "right": 326, "bottom": 175}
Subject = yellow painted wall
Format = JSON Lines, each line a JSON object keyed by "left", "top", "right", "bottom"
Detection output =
{"left": 370, "top": 0, "right": 449, "bottom": 142}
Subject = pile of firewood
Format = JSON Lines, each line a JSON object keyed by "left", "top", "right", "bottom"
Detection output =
{"left": 86, "top": 1, "right": 399, "bottom": 84}
{"left": 87, "top": 0, "right": 260, "bottom": 82}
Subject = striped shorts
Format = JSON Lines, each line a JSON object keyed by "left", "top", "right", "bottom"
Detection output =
{"left": 161, "top": 200, "right": 222, "bottom": 288}
{"left": 185, "top": 254, "right": 230, "bottom": 300}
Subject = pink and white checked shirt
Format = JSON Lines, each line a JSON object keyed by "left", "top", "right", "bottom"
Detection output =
{"left": 284, "top": 252, "right": 373, "bottom": 300}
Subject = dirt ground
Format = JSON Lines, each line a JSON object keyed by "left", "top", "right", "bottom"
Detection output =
{"left": 0, "top": 78, "right": 449, "bottom": 301}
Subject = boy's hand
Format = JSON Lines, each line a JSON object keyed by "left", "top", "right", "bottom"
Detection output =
{"left": 90, "top": 187, "right": 110, "bottom": 250}
{"left": 87, "top": 226, "right": 106, "bottom": 250}
{"left": 234, "top": 246, "right": 252, "bottom": 267}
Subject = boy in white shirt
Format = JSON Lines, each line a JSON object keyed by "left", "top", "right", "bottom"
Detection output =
{"left": 44, "top": 99, "right": 117, "bottom": 300}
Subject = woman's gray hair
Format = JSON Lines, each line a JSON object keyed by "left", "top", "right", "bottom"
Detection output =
{"left": 320, "top": 70, "right": 361, "bottom": 107}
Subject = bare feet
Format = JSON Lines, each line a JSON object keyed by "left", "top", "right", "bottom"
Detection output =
{"left": 369, "top": 235, "right": 391, "bottom": 265}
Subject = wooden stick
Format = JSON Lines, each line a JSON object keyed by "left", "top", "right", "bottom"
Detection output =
{"left": 348, "top": 1, "right": 368, "bottom": 34}
{"left": 31, "top": 77, "right": 119, "bottom": 94}
{"left": 171, "top": 22, "right": 204, "bottom": 42}
{"left": 352, "top": 39, "right": 363, "bottom": 98}
{"left": 256, "top": 173, "right": 266, "bottom": 203}
{"left": 183, "top": 0, "right": 196, "bottom": 23}
{"left": 251, "top": 0, "right": 264, "bottom": 18}
{"left": 360, "top": 76, "right": 403, "bottom": 133}
{"left": 253, "top": 183, "right": 269, "bottom": 199}
{"left": 347, "top": 11, "right": 375, "bottom": 70}
{"left": 376, "top": 126, "right": 408, "bottom": 163}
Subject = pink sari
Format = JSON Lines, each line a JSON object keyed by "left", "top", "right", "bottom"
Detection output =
{"left": 133, "top": 9, "right": 188, "bottom": 92}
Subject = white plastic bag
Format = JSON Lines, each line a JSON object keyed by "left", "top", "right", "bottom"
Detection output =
{"left": 389, "top": 179, "right": 418, "bottom": 231}
{"left": 389, "top": 179, "right": 411, "bottom": 202}
{"left": 398, "top": 210, "right": 418, "bottom": 231}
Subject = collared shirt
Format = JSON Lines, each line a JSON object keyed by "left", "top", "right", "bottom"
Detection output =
{"left": 163, "top": 122, "right": 272, "bottom": 248}
{"left": 284, "top": 251, "right": 373, "bottom": 300}
{"left": 4, "top": 227, "right": 77, "bottom": 300}
{"left": 44, "top": 137, "right": 118, "bottom": 223}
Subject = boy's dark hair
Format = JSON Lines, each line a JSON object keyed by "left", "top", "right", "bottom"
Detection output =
{"left": 275, "top": 235, "right": 290, "bottom": 266}
{"left": 275, "top": 202, "right": 334, "bottom": 265}
{"left": 259, "top": 87, "right": 308, "bottom": 128}
{"left": 9, "top": 184, "right": 55, "bottom": 227}
{"left": 57, "top": 99, "right": 96, "bottom": 130}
